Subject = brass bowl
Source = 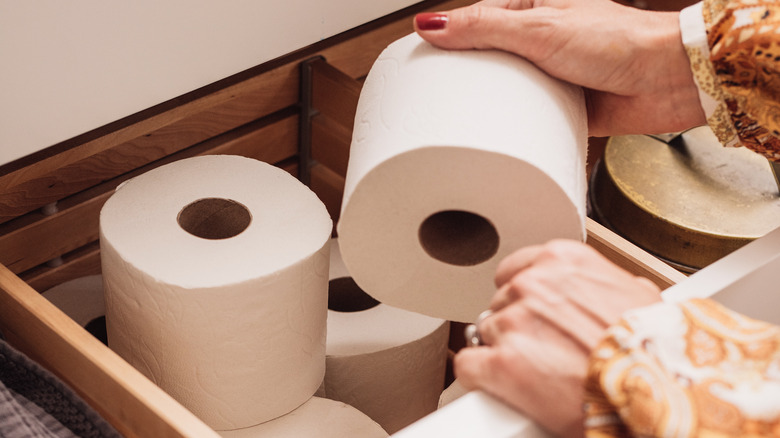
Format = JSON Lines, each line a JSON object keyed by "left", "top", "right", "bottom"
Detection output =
{"left": 590, "top": 127, "right": 780, "bottom": 272}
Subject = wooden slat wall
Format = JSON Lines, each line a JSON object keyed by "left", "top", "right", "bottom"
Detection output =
{"left": 309, "top": 58, "right": 363, "bottom": 222}
{"left": 0, "top": 0, "right": 476, "bottom": 293}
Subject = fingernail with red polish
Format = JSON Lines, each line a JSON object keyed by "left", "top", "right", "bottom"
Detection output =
{"left": 416, "top": 13, "right": 448, "bottom": 31}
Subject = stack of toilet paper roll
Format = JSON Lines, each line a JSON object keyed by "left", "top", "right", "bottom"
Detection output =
{"left": 337, "top": 33, "right": 588, "bottom": 323}
{"left": 318, "top": 238, "right": 450, "bottom": 434}
{"left": 88, "top": 27, "right": 587, "bottom": 436}
{"left": 97, "top": 155, "right": 385, "bottom": 436}
{"left": 51, "top": 238, "right": 449, "bottom": 436}
{"left": 41, "top": 273, "right": 389, "bottom": 438}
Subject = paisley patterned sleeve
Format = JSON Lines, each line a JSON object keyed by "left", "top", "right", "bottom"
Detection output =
{"left": 582, "top": 298, "right": 780, "bottom": 437}
{"left": 680, "top": 0, "right": 780, "bottom": 161}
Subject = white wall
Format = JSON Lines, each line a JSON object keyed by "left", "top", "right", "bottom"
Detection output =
{"left": 0, "top": 0, "right": 419, "bottom": 165}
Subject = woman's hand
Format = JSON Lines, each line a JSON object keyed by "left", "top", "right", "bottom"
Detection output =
{"left": 414, "top": 0, "right": 706, "bottom": 137}
{"left": 454, "top": 240, "right": 662, "bottom": 437}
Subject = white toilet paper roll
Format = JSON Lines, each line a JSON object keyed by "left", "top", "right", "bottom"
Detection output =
{"left": 337, "top": 33, "right": 588, "bottom": 322}
{"left": 217, "top": 397, "right": 388, "bottom": 438}
{"left": 438, "top": 379, "right": 468, "bottom": 409}
{"left": 42, "top": 275, "right": 107, "bottom": 344}
{"left": 100, "top": 155, "right": 332, "bottom": 430}
{"left": 321, "top": 239, "right": 450, "bottom": 434}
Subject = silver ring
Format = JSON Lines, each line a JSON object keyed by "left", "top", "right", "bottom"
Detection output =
{"left": 464, "top": 309, "right": 493, "bottom": 347}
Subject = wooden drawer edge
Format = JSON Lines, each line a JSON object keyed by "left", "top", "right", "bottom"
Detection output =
{"left": 586, "top": 217, "right": 687, "bottom": 289}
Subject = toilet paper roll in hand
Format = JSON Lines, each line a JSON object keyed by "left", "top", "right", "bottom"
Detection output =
{"left": 321, "top": 238, "right": 450, "bottom": 434}
{"left": 337, "top": 33, "right": 588, "bottom": 323}
{"left": 100, "top": 155, "right": 332, "bottom": 430}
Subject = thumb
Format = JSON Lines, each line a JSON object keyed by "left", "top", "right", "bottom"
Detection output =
{"left": 414, "top": 5, "right": 542, "bottom": 56}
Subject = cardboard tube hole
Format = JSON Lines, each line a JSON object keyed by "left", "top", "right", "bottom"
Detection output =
{"left": 419, "top": 210, "right": 499, "bottom": 266}
{"left": 328, "top": 277, "right": 380, "bottom": 312}
{"left": 178, "top": 198, "right": 251, "bottom": 240}
{"left": 85, "top": 316, "right": 108, "bottom": 346}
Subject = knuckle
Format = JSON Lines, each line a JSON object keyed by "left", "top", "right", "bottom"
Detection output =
{"left": 541, "top": 239, "right": 595, "bottom": 264}
{"left": 502, "top": 281, "right": 524, "bottom": 301}
{"left": 485, "top": 349, "right": 508, "bottom": 370}
{"left": 453, "top": 5, "right": 497, "bottom": 49}
{"left": 509, "top": 267, "right": 544, "bottom": 288}
{"left": 460, "top": 5, "right": 486, "bottom": 29}
{"left": 543, "top": 239, "right": 577, "bottom": 256}
{"left": 490, "top": 310, "right": 515, "bottom": 332}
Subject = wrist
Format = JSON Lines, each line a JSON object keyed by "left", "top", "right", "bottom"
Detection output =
{"left": 640, "top": 10, "right": 707, "bottom": 132}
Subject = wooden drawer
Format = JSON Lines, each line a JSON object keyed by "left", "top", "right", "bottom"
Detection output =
{"left": 0, "top": 0, "right": 688, "bottom": 435}
{"left": 0, "top": 224, "right": 685, "bottom": 437}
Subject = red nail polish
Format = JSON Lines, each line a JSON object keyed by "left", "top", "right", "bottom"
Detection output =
{"left": 416, "top": 13, "right": 448, "bottom": 31}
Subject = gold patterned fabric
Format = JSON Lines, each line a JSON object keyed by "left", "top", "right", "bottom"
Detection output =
{"left": 691, "top": 0, "right": 780, "bottom": 160}
{"left": 580, "top": 3, "right": 780, "bottom": 434}
{"left": 583, "top": 299, "right": 780, "bottom": 437}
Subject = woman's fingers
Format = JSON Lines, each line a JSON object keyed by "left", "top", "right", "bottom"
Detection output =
{"left": 414, "top": 0, "right": 706, "bottom": 136}
{"left": 414, "top": 3, "right": 568, "bottom": 58}
{"left": 455, "top": 317, "right": 588, "bottom": 437}
{"left": 493, "top": 240, "right": 662, "bottom": 324}
{"left": 494, "top": 244, "right": 542, "bottom": 287}
{"left": 481, "top": 287, "right": 605, "bottom": 351}
{"left": 456, "top": 239, "right": 664, "bottom": 435}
